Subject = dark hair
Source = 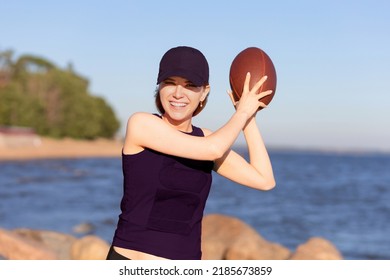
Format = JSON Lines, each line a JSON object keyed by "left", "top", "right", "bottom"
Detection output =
{"left": 154, "top": 87, "right": 209, "bottom": 117}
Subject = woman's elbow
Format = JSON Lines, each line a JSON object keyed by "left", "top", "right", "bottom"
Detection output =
{"left": 255, "top": 178, "right": 276, "bottom": 191}
{"left": 264, "top": 179, "right": 276, "bottom": 191}
{"left": 208, "top": 143, "right": 226, "bottom": 161}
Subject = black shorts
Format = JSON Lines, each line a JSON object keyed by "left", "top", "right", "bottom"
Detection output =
{"left": 106, "top": 246, "right": 131, "bottom": 260}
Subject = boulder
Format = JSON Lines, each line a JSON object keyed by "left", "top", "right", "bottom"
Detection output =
{"left": 289, "top": 237, "right": 343, "bottom": 260}
{"left": 0, "top": 228, "right": 57, "bottom": 260}
{"left": 201, "top": 214, "right": 291, "bottom": 260}
{"left": 12, "top": 228, "right": 76, "bottom": 259}
{"left": 70, "top": 235, "right": 109, "bottom": 260}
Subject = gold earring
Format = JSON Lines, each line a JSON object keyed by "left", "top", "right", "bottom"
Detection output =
{"left": 200, "top": 101, "right": 203, "bottom": 108}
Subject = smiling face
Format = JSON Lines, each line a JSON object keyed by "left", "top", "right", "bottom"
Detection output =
{"left": 158, "top": 76, "right": 210, "bottom": 130}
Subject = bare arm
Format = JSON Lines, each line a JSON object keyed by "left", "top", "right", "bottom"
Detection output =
{"left": 243, "top": 117, "right": 275, "bottom": 189}
{"left": 211, "top": 85, "right": 276, "bottom": 191}
{"left": 213, "top": 117, "right": 275, "bottom": 190}
{"left": 123, "top": 110, "right": 248, "bottom": 160}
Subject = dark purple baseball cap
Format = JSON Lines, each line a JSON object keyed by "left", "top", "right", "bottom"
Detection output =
{"left": 157, "top": 46, "right": 209, "bottom": 86}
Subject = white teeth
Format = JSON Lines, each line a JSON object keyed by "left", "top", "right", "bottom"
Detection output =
{"left": 170, "top": 102, "right": 186, "bottom": 107}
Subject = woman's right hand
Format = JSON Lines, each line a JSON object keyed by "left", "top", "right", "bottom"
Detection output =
{"left": 228, "top": 72, "right": 273, "bottom": 118}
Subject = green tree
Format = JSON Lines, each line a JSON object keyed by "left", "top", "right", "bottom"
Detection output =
{"left": 0, "top": 83, "right": 46, "bottom": 132}
{"left": 0, "top": 49, "right": 120, "bottom": 139}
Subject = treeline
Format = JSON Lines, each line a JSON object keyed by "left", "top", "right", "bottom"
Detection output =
{"left": 0, "top": 50, "right": 120, "bottom": 139}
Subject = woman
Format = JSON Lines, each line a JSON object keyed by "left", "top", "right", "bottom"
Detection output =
{"left": 107, "top": 46, "right": 275, "bottom": 260}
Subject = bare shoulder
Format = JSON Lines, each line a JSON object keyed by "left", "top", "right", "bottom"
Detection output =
{"left": 124, "top": 112, "right": 161, "bottom": 154}
{"left": 125, "top": 112, "right": 162, "bottom": 140}
{"left": 127, "top": 112, "right": 160, "bottom": 130}
{"left": 127, "top": 112, "right": 158, "bottom": 124}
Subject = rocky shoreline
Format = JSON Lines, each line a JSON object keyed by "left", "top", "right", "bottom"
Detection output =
{"left": 0, "top": 137, "right": 123, "bottom": 161}
{"left": 0, "top": 214, "right": 343, "bottom": 260}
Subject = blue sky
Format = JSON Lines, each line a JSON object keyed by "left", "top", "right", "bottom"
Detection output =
{"left": 1, "top": 0, "right": 389, "bottom": 152}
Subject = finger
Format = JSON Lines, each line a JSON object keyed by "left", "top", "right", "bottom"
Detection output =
{"left": 257, "top": 90, "right": 273, "bottom": 99}
{"left": 243, "top": 72, "right": 251, "bottom": 93}
{"left": 251, "top": 75, "right": 268, "bottom": 93}
{"left": 258, "top": 102, "right": 268, "bottom": 108}
{"left": 257, "top": 75, "right": 268, "bottom": 86}
{"left": 227, "top": 90, "right": 238, "bottom": 106}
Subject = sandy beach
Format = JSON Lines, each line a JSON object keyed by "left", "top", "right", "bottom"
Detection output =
{"left": 0, "top": 137, "right": 123, "bottom": 161}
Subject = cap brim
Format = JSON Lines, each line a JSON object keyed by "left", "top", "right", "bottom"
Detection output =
{"left": 157, "top": 69, "right": 205, "bottom": 87}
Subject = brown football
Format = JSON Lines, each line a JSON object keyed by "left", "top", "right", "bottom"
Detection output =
{"left": 229, "top": 47, "right": 277, "bottom": 110}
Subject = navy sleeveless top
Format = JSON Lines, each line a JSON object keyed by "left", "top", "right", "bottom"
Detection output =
{"left": 112, "top": 121, "right": 214, "bottom": 260}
